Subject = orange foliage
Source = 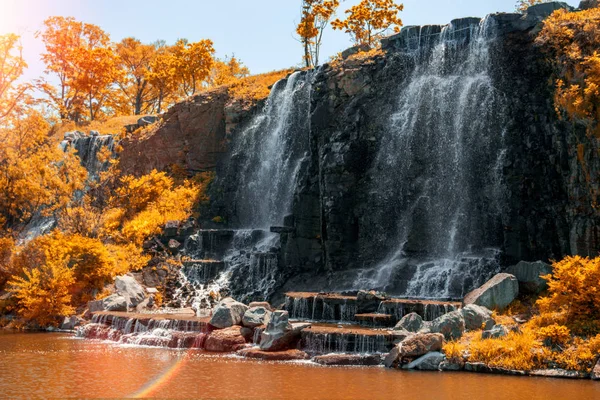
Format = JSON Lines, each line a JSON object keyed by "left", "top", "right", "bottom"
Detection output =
{"left": 537, "top": 7, "right": 600, "bottom": 135}
{"left": 332, "top": 0, "right": 404, "bottom": 47}
{"left": 0, "top": 33, "right": 29, "bottom": 122}
{"left": 228, "top": 69, "right": 296, "bottom": 104}
{"left": 297, "top": 0, "right": 340, "bottom": 67}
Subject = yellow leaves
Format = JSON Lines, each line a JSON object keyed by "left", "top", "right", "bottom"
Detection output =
{"left": 537, "top": 7, "right": 600, "bottom": 135}
{"left": 209, "top": 57, "right": 250, "bottom": 88}
{"left": 0, "top": 33, "right": 30, "bottom": 123}
{"left": 228, "top": 69, "right": 295, "bottom": 104}
{"left": 297, "top": 0, "right": 340, "bottom": 67}
{"left": 332, "top": 0, "right": 404, "bottom": 47}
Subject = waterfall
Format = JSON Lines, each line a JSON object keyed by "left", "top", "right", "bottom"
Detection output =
{"left": 358, "top": 18, "right": 505, "bottom": 299}
{"left": 232, "top": 71, "right": 312, "bottom": 229}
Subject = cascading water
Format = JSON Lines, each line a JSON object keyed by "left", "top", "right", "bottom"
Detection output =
{"left": 356, "top": 18, "right": 505, "bottom": 299}
{"left": 177, "top": 72, "right": 313, "bottom": 309}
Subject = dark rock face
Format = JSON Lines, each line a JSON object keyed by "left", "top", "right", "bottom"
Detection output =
{"left": 126, "top": 4, "right": 600, "bottom": 303}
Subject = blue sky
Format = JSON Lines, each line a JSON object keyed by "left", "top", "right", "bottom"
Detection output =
{"left": 0, "top": 0, "right": 580, "bottom": 82}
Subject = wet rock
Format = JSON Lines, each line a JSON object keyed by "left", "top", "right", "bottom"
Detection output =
{"left": 390, "top": 329, "right": 413, "bottom": 344}
{"left": 440, "top": 361, "right": 463, "bottom": 371}
{"left": 400, "top": 333, "right": 444, "bottom": 358}
{"left": 356, "top": 290, "right": 387, "bottom": 313}
{"left": 529, "top": 369, "right": 588, "bottom": 379}
{"left": 240, "top": 327, "right": 254, "bottom": 342}
{"left": 461, "top": 304, "right": 495, "bottom": 331}
{"left": 314, "top": 354, "right": 382, "bottom": 366}
{"left": 383, "top": 346, "right": 402, "bottom": 368}
{"left": 260, "top": 311, "right": 309, "bottom": 351}
{"left": 115, "top": 275, "right": 146, "bottom": 307}
{"left": 242, "top": 306, "right": 272, "bottom": 328}
{"left": 238, "top": 348, "right": 309, "bottom": 361}
{"left": 404, "top": 352, "right": 445, "bottom": 371}
{"left": 465, "top": 362, "right": 527, "bottom": 375}
{"left": 482, "top": 324, "right": 508, "bottom": 339}
{"left": 163, "top": 221, "right": 180, "bottom": 237}
{"left": 88, "top": 300, "right": 104, "bottom": 313}
{"left": 249, "top": 301, "right": 273, "bottom": 311}
{"left": 506, "top": 260, "right": 552, "bottom": 294}
{"left": 210, "top": 297, "right": 249, "bottom": 329}
{"left": 204, "top": 326, "right": 247, "bottom": 352}
{"left": 394, "top": 312, "right": 423, "bottom": 332}
{"left": 89, "top": 130, "right": 99, "bottom": 137}
{"left": 463, "top": 273, "right": 519, "bottom": 310}
{"left": 102, "top": 294, "right": 127, "bottom": 311}
{"left": 429, "top": 311, "right": 465, "bottom": 340}
{"left": 60, "top": 316, "right": 81, "bottom": 330}
{"left": 591, "top": 358, "right": 600, "bottom": 380}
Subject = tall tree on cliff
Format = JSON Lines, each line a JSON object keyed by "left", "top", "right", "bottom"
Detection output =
{"left": 297, "top": 0, "right": 339, "bottom": 68}
{"left": 171, "top": 38, "right": 215, "bottom": 97}
{"left": 146, "top": 41, "right": 178, "bottom": 114}
{"left": 0, "top": 34, "right": 29, "bottom": 123}
{"left": 37, "top": 17, "right": 120, "bottom": 121}
{"left": 332, "top": 0, "right": 403, "bottom": 48}
{"left": 115, "top": 37, "right": 156, "bottom": 115}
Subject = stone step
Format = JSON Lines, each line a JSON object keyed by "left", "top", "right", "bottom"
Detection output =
{"left": 299, "top": 323, "right": 402, "bottom": 354}
{"left": 354, "top": 313, "right": 395, "bottom": 327}
{"left": 284, "top": 292, "right": 461, "bottom": 323}
{"left": 181, "top": 260, "right": 227, "bottom": 284}
{"left": 89, "top": 311, "right": 211, "bottom": 332}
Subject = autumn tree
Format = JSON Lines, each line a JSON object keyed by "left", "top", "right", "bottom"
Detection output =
{"left": 537, "top": 7, "right": 600, "bottom": 135}
{"left": 0, "top": 34, "right": 29, "bottom": 123}
{"left": 516, "top": 0, "right": 551, "bottom": 12}
{"left": 37, "top": 16, "right": 120, "bottom": 121}
{"left": 208, "top": 56, "right": 250, "bottom": 87}
{"left": 171, "top": 39, "right": 215, "bottom": 97}
{"left": 147, "top": 42, "right": 178, "bottom": 113}
{"left": 116, "top": 37, "right": 156, "bottom": 115}
{"left": 332, "top": 0, "right": 404, "bottom": 47}
{"left": 297, "top": 0, "right": 339, "bottom": 68}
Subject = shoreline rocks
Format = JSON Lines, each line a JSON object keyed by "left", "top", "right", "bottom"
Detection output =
{"left": 463, "top": 273, "right": 519, "bottom": 310}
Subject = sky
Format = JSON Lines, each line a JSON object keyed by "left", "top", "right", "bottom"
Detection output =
{"left": 0, "top": 0, "right": 581, "bottom": 83}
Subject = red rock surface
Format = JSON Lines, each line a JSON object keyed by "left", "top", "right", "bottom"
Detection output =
{"left": 313, "top": 354, "right": 381, "bottom": 366}
{"left": 204, "top": 326, "right": 247, "bottom": 352}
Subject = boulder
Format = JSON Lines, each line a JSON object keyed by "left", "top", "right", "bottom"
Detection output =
{"left": 88, "top": 300, "right": 104, "bottom": 313}
{"left": 580, "top": 0, "right": 599, "bottom": 10}
{"left": 356, "top": 290, "right": 387, "bottom": 313}
{"left": 482, "top": 324, "right": 509, "bottom": 339}
{"left": 248, "top": 301, "right": 273, "bottom": 311}
{"left": 390, "top": 329, "right": 413, "bottom": 344}
{"left": 102, "top": 294, "right": 127, "bottom": 311}
{"left": 525, "top": 2, "right": 573, "bottom": 20}
{"left": 210, "top": 297, "right": 249, "bottom": 329}
{"left": 341, "top": 43, "right": 370, "bottom": 59}
{"left": 592, "top": 358, "right": 600, "bottom": 380}
{"left": 505, "top": 261, "right": 552, "bottom": 294}
{"left": 237, "top": 348, "right": 309, "bottom": 361}
{"left": 400, "top": 333, "right": 444, "bottom": 358}
{"left": 383, "top": 345, "right": 402, "bottom": 368}
{"left": 204, "top": 326, "right": 247, "bottom": 352}
{"left": 314, "top": 354, "right": 382, "bottom": 366}
{"left": 242, "top": 306, "right": 272, "bottom": 328}
{"left": 60, "top": 316, "right": 81, "bottom": 330}
{"left": 463, "top": 273, "right": 519, "bottom": 310}
{"left": 114, "top": 275, "right": 145, "bottom": 307}
{"left": 440, "top": 361, "right": 463, "bottom": 371}
{"left": 260, "top": 311, "right": 309, "bottom": 351}
{"left": 461, "top": 304, "right": 495, "bottom": 331}
{"left": 404, "top": 352, "right": 445, "bottom": 371}
{"left": 394, "top": 312, "right": 423, "bottom": 332}
{"left": 429, "top": 310, "right": 465, "bottom": 340}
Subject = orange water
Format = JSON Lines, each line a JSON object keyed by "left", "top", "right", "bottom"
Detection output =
{"left": 0, "top": 331, "right": 598, "bottom": 399}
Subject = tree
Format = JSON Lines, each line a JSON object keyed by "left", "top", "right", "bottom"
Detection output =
{"left": 208, "top": 56, "right": 250, "bottom": 87}
{"left": 516, "top": 0, "right": 551, "bottom": 12}
{"left": 116, "top": 37, "right": 156, "bottom": 115}
{"left": 147, "top": 42, "right": 178, "bottom": 114}
{"left": 37, "top": 16, "right": 119, "bottom": 121}
{"left": 297, "top": 0, "right": 340, "bottom": 68}
{"left": 536, "top": 7, "right": 600, "bottom": 135}
{"left": 172, "top": 39, "right": 215, "bottom": 97}
{"left": 331, "top": 0, "right": 404, "bottom": 47}
{"left": 0, "top": 34, "right": 29, "bottom": 123}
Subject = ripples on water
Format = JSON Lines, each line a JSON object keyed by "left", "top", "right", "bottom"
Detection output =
{"left": 0, "top": 332, "right": 598, "bottom": 399}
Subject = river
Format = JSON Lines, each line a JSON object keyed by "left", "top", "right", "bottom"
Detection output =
{"left": 0, "top": 332, "right": 597, "bottom": 399}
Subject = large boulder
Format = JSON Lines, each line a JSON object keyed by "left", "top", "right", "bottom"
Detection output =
{"left": 461, "top": 304, "right": 495, "bottom": 331}
{"left": 394, "top": 312, "right": 423, "bottom": 332}
{"left": 60, "top": 316, "right": 81, "bottom": 330}
{"left": 204, "top": 326, "right": 247, "bottom": 352}
{"left": 463, "top": 273, "right": 519, "bottom": 310}
{"left": 115, "top": 275, "right": 145, "bottom": 307}
{"left": 259, "top": 311, "right": 309, "bottom": 351}
{"left": 210, "top": 297, "right": 249, "bottom": 329}
{"left": 248, "top": 301, "right": 273, "bottom": 311}
{"left": 429, "top": 310, "right": 465, "bottom": 340}
{"left": 242, "top": 306, "right": 272, "bottom": 328}
{"left": 401, "top": 333, "right": 444, "bottom": 358}
{"left": 102, "top": 294, "right": 127, "bottom": 311}
{"left": 525, "top": 2, "right": 573, "bottom": 20}
{"left": 505, "top": 261, "right": 552, "bottom": 294}
{"left": 404, "top": 352, "right": 445, "bottom": 371}
{"left": 88, "top": 300, "right": 104, "bottom": 313}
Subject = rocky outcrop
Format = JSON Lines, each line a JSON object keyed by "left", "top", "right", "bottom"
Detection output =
{"left": 385, "top": 333, "right": 445, "bottom": 367}
{"left": 506, "top": 261, "right": 552, "bottom": 294}
{"left": 461, "top": 305, "right": 495, "bottom": 331}
{"left": 259, "top": 311, "right": 309, "bottom": 351}
{"left": 404, "top": 352, "right": 445, "bottom": 371}
{"left": 210, "top": 297, "right": 249, "bottom": 328}
{"left": 592, "top": 358, "right": 600, "bottom": 380}
{"left": 102, "top": 294, "right": 128, "bottom": 311}
{"left": 242, "top": 306, "right": 271, "bottom": 328}
{"left": 429, "top": 311, "right": 465, "bottom": 340}
{"left": 394, "top": 312, "right": 423, "bottom": 332}
{"left": 204, "top": 326, "right": 247, "bottom": 352}
{"left": 114, "top": 275, "right": 145, "bottom": 307}
{"left": 463, "top": 274, "right": 519, "bottom": 310}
